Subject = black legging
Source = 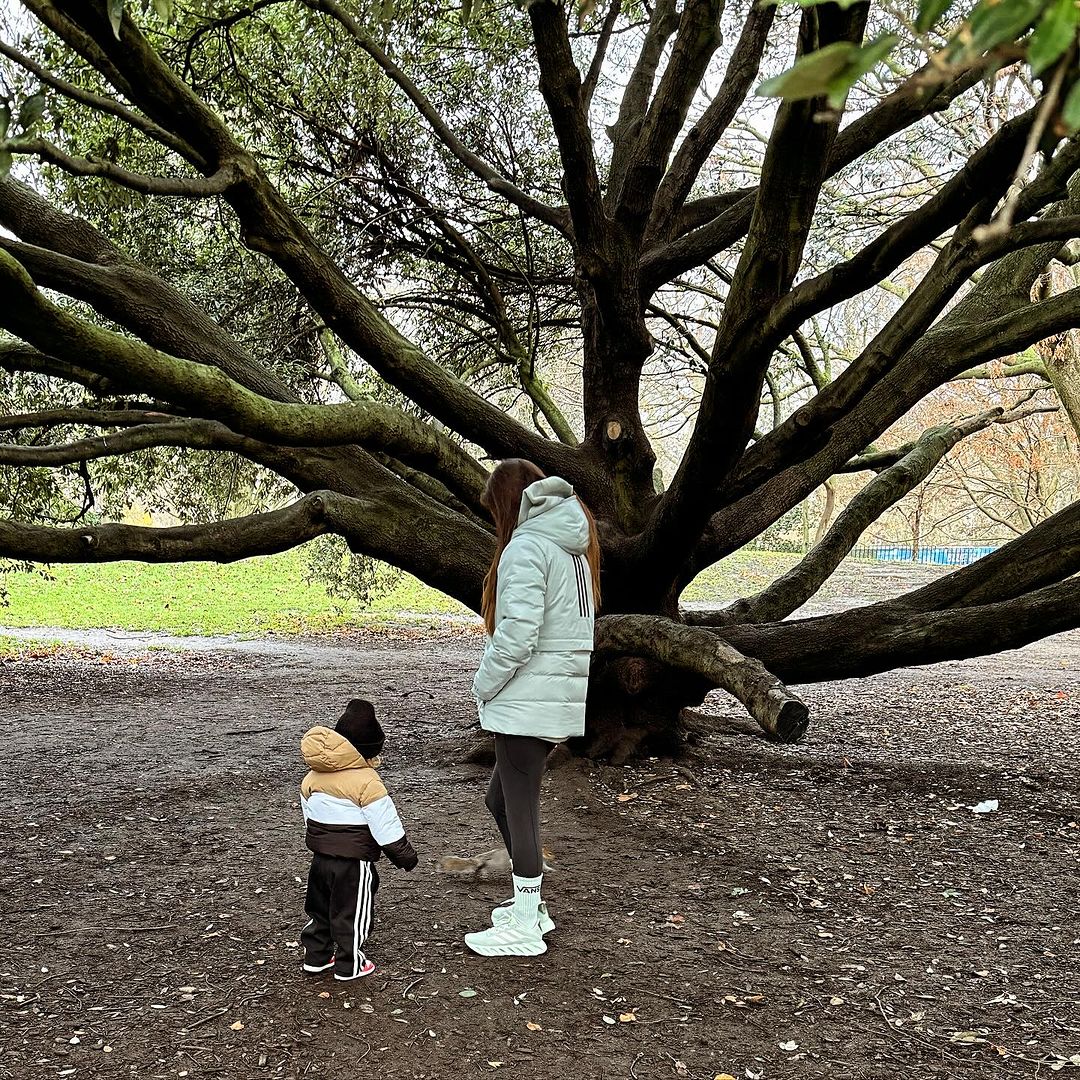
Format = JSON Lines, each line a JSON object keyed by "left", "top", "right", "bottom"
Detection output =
{"left": 484, "top": 733, "right": 549, "bottom": 878}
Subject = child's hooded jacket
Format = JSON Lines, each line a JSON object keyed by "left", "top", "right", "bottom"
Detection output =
{"left": 300, "top": 726, "right": 417, "bottom": 869}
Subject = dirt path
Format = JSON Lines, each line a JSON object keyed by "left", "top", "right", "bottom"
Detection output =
{"left": 2, "top": 628, "right": 1079, "bottom": 1080}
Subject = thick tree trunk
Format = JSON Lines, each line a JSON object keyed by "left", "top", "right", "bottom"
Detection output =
{"left": 579, "top": 655, "right": 715, "bottom": 764}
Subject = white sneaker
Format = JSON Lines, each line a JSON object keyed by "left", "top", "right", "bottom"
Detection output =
{"left": 492, "top": 900, "right": 555, "bottom": 935}
{"left": 465, "top": 917, "right": 547, "bottom": 957}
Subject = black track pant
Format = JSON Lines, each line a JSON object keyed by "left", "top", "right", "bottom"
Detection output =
{"left": 301, "top": 854, "right": 379, "bottom": 977}
{"left": 484, "top": 733, "right": 550, "bottom": 878}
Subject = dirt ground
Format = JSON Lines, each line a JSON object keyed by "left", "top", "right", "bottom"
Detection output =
{"left": 2, "top": 622, "right": 1080, "bottom": 1080}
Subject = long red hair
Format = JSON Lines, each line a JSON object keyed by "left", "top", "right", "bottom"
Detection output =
{"left": 480, "top": 459, "right": 602, "bottom": 635}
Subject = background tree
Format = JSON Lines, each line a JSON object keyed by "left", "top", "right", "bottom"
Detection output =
{"left": 3, "top": 0, "right": 1080, "bottom": 759}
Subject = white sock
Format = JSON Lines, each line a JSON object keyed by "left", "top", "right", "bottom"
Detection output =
{"left": 511, "top": 873, "right": 543, "bottom": 927}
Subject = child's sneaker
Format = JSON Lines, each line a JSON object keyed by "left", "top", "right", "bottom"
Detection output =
{"left": 465, "top": 918, "right": 547, "bottom": 957}
{"left": 334, "top": 959, "right": 376, "bottom": 981}
{"left": 491, "top": 900, "right": 555, "bottom": 935}
{"left": 302, "top": 956, "right": 335, "bottom": 974}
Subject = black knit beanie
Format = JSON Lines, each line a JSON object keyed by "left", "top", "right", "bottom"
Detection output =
{"left": 335, "top": 699, "right": 385, "bottom": 759}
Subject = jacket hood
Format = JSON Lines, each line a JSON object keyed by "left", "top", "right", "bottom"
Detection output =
{"left": 301, "top": 725, "right": 379, "bottom": 772}
{"left": 516, "top": 476, "right": 590, "bottom": 555}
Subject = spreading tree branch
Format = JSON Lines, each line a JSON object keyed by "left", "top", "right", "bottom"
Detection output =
{"left": 0, "top": 39, "right": 198, "bottom": 162}
{"left": 717, "top": 575, "right": 1080, "bottom": 684}
{"left": 0, "top": 247, "right": 489, "bottom": 509}
{"left": 581, "top": 0, "right": 623, "bottom": 112}
{"left": 765, "top": 108, "right": 1034, "bottom": 336}
{"left": 684, "top": 232, "right": 1080, "bottom": 580}
{"left": 642, "top": 62, "right": 983, "bottom": 291}
{"left": 1, "top": 138, "right": 236, "bottom": 197}
{"left": 0, "top": 419, "right": 251, "bottom": 466}
{"left": 641, "top": 4, "right": 870, "bottom": 591}
{"left": 595, "top": 615, "right": 810, "bottom": 741}
{"left": 647, "top": 4, "right": 775, "bottom": 242}
{"left": 0, "top": 408, "right": 180, "bottom": 432}
{"left": 0, "top": 492, "right": 336, "bottom": 564}
{"left": 27, "top": 1, "right": 577, "bottom": 481}
{"left": 606, "top": 0, "right": 680, "bottom": 203}
{"left": 527, "top": 0, "right": 608, "bottom": 258}
{"left": 0, "top": 340, "right": 128, "bottom": 396}
{"left": 715, "top": 409, "right": 1007, "bottom": 625}
{"left": 614, "top": 0, "right": 724, "bottom": 232}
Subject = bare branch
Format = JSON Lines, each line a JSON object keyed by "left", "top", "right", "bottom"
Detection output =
{"left": 607, "top": 0, "right": 680, "bottom": 203}
{"left": 640, "top": 4, "right": 870, "bottom": 588}
{"left": 0, "top": 408, "right": 180, "bottom": 432}
{"left": 0, "top": 492, "right": 333, "bottom": 564}
{"left": 766, "top": 108, "right": 1034, "bottom": 336}
{"left": 952, "top": 355, "right": 1049, "bottom": 381}
{"left": 686, "top": 271, "right": 1080, "bottom": 579}
{"left": 716, "top": 574, "right": 1080, "bottom": 684}
{"left": 614, "top": 0, "right": 725, "bottom": 232}
{"left": 643, "top": 62, "right": 983, "bottom": 291}
{"left": 0, "top": 340, "right": 127, "bottom": 395}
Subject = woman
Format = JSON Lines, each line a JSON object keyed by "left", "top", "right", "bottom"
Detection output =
{"left": 465, "top": 459, "right": 600, "bottom": 957}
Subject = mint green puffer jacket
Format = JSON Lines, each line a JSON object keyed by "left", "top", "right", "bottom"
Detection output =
{"left": 472, "top": 477, "right": 596, "bottom": 740}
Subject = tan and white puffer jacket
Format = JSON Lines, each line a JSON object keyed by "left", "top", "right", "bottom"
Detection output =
{"left": 300, "top": 726, "right": 418, "bottom": 869}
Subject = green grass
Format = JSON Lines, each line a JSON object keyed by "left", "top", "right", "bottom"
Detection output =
{"left": 1, "top": 545, "right": 806, "bottom": 637}
{"left": 682, "top": 549, "right": 801, "bottom": 603}
{"left": 0, "top": 546, "right": 466, "bottom": 636}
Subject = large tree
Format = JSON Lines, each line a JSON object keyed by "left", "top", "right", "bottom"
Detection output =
{"left": 2, "top": 0, "right": 1080, "bottom": 759}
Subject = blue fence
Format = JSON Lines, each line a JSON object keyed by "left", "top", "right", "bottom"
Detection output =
{"left": 848, "top": 545, "right": 996, "bottom": 567}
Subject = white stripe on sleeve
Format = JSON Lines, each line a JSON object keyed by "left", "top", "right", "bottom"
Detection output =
{"left": 364, "top": 795, "right": 406, "bottom": 846}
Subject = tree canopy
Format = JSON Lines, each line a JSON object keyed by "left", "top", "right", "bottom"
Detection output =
{"left": 2, "top": 0, "right": 1080, "bottom": 758}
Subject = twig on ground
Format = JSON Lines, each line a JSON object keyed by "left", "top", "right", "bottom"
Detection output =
{"left": 629, "top": 986, "right": 693, "bottom": 1007}
{"left": 185, "top": 1006, "right": 230, "bottom": 1030}
{"left": 50, "top": 923, "right": 178, "bottom": 935}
